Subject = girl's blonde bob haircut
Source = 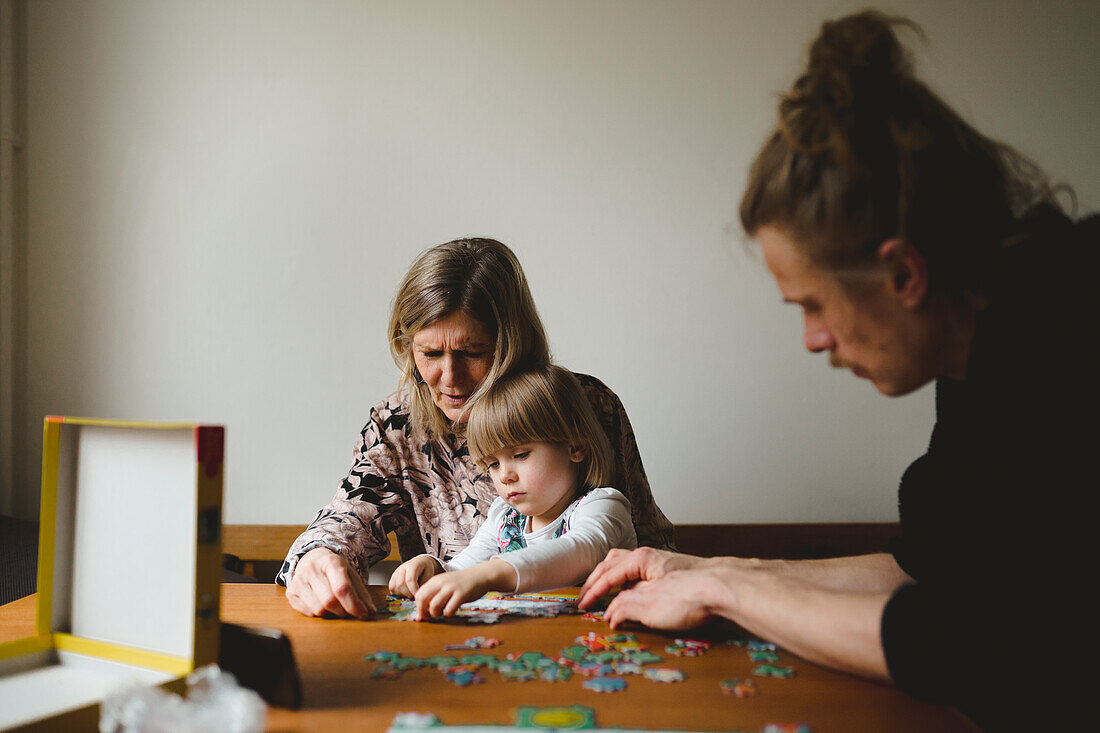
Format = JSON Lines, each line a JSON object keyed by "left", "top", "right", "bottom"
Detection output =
{"left": 466, "top": 365, "right": 613, "bottom": 493}
{"left": 388, "top": 238, "right": 551, "bottom": 438}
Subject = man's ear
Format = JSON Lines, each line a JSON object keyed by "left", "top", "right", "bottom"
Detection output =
{"left": 877, "top": 239, "right": 928, "bottom": 309}
{"left": 568, "top": 444, "right": 587, "bottom": 463}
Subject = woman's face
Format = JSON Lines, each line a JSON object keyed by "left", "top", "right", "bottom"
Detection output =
{"left": 759, "top": 226, "right": 937, "bottom": 397}
{"left": 412, "top": 310, "right": 496, "bottom": 422}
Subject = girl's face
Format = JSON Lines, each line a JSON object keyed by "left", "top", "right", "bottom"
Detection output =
{"left": 484, "top": 441, "right": 587, "bottom": 531}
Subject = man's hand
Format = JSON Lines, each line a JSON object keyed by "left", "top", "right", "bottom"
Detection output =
{"left": 285, "top": 547, "right": 375, "bottom": 619}
{"left": 388, "top": 555, "right": 444, "bottom": 598}
{"left": 414, "top": 559, "right": 517, "bottom": 619}
{"left": 602, "top": 568, "right": 717, "bottom": 630}
{"left": 578, "top": 547, "right": 708, "bottom": 609}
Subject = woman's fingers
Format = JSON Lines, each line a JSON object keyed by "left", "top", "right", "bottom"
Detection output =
{"left": 286, "top": 577, "right": 324, "bottom": 617}
{"left": 327, "top": 561, "right": 375, "bottom": 618}
{"left": 292, "top": 551, "right": 374, "bottom": 618}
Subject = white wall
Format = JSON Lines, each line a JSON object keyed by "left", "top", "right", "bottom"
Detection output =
{"left": 21, "top": 0, "right": 1100, "bottom": 525}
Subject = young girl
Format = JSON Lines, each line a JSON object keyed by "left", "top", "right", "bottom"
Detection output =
{"left": 388, "top": 364, "right": 637, "bottom": 619}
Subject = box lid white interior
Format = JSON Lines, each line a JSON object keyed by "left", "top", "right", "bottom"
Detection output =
{"left": 51, "top": 422, "right": 200, "bottom": 655}
{"left": 0, "top": 419, "right": 222, "bottom": 731}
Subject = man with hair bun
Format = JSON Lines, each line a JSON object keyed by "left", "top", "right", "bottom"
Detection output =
{"left": 580, "top": 10, "right": 1094, "bottom": 729}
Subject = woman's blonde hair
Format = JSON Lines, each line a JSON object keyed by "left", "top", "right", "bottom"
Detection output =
{"left": 389, "top": 238, "right": 551, "bottom": 438}
{"left": 466, "top": 364, "right": 612, "bottom": 493}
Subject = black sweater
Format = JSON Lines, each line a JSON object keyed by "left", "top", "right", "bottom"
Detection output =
{"left": 881, "top": 211, "right": 1098, "bottom": 730}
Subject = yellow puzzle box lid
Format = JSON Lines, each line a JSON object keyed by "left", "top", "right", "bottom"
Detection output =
{"left": 0, "top": 417, "right": 224, "bottom": 732}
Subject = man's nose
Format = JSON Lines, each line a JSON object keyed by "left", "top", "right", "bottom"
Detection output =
{"left": 803, "top": 316, "right": 835, "bottom": 353}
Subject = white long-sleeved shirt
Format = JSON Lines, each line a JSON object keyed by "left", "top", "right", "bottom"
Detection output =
{"left": 425, "top": 487, "right": 637, "bottom": 593}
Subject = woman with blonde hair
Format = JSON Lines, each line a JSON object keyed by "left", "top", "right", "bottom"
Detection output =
{"left": 278, "top": 238, "right": 673, "bottom": 619}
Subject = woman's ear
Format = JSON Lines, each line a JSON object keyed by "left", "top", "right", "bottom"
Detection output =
{"left": 568, "top": 444, "right": 588, "bottom": 463}
{"left": 877, "top": 239, "right": 928, "bottom": 309}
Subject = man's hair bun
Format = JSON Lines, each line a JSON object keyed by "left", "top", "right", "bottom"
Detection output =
{"left": 804, "top": 11, "right": 918, "bottom": 114}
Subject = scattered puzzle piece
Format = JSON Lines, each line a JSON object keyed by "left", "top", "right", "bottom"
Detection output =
{"left": 748, "top": 640, "right": 778, "bottom": 651}
{"left": 749, "top": 650, "right": 781, "bottom": 663}
{"left": 443, "top": 668, "right": 486, "bottom": 686}
{"left": 560, "top": 645, "right": 590, "bottom": 662}
{"left": 622, "top": 649, "right": 662, "bottom": 665}
{"left": 643, "top": 667, "right": 686, "bottom": 683}
{"left": 459, "top": 653, "right": 498, "bottom": 669}
{"left": 500, "top": 667, "right": 537, "bottom": 682}
{"left": 538, "top": 665, "right": 573, "bottom": 682}
{"left": 372, "top": 665, "right": 403, "bottom": 679}
{"left": 753, "top": 664, "right": 795, "bottom": 679}
{"left": 583, "top": 676, "right": 627, "bottom": 693}
{"left": 721, "top": 677, "right": 758, "bottom": 698}
{"left": 444, "top": 636, "right": 502, "bottom": 650}
{"left": 612, "top": 660, "right": 643, "bottom": 675}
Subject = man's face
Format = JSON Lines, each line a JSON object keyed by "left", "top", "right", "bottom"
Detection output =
{"left": 759, "top": 226, "right": 934, "bottom": 397}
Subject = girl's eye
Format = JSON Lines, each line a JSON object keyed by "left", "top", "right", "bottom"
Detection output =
{"left": 421, "top": 351, "right": 442, "bottom": 358}
{"left": 487, "top": 462, "right": 499, "bottom": 470}
{"left": 514, "top": 451, "right": 529, "bottom": 460}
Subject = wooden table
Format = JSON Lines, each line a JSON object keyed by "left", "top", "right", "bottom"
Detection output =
{"left": 2, "top": 585, "right": 979, "bottom": 732}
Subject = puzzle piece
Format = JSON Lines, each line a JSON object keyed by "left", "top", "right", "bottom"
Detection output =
{"left": 721, "top": 677, "right": 758, "bottom": 698}
{"left": 583, "top": 676, "right": 627, "bottom": 693}
{"left": 643, "top": 667, "right": 685, "bottom": 683}
{"left": 444, "top": 635, "right": 502, "bottom": 650}
{"left": 443, "top": 668, "right": 486, "bottom": 687}
{"left": 753, "top": 664, "right": 795, "bottom": 679}
{"left": 371, "top": 665, "right": 403, "bottom": 679}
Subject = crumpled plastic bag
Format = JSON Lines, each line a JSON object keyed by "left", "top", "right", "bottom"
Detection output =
{"left": 99, "top": 664, "right": 267, "bottom": 733}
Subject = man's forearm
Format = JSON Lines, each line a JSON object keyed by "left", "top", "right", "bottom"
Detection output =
{"left": 712, "top": 552, "right": 912, "bottom": 594}
{"left": 703, "top": 565, "right": 893, "bottom": 680}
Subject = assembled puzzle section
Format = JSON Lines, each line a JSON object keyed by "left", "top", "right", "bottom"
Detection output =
{"left": 0, "top": 417, "right": 224, "bottom": 732}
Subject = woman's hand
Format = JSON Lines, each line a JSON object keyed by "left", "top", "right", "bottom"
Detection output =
{"left": 285, "top": 547, "right": 375, "bottom": 619}
{"left": 388, "top": 555, "right": 444, "bottom": 598}
{"left": 602, "top": 568, "right": 718, "bottom": 630}
{"left": 414, "top": 559, "right": 517, "bottom": 619}
{"left": 578, "top": 547, "right": 709, "bottom": 609}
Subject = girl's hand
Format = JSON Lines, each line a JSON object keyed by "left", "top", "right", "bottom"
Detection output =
{"left": 414, "top": 559, "right": 517, "bottom": 619}
{"left": 388, "top": 555, "right": 444, "bottom": 598}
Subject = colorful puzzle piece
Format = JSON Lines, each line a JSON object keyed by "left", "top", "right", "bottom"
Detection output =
{"left": 753, "top": 664, "right": 796, "bottom": 679}
{"left": 444, "top": 636, "right": 502, "bottom": 650}
{"left": 721, "top": 677, "right": 758, "bottom": 698}
{"left": 583, "top": 676, "right": 627, "bottom": 693}
{"left": 643, "top": 667, "right": 686, "bottom": 683}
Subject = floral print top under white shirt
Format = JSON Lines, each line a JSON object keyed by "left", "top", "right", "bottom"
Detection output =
{"left": 275, "top": 372, "right": 674, "bottom": 585}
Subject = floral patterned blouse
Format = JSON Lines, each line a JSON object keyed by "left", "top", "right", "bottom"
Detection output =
{"left": 276, "top": 373, "right": 674, "bottom": 585}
